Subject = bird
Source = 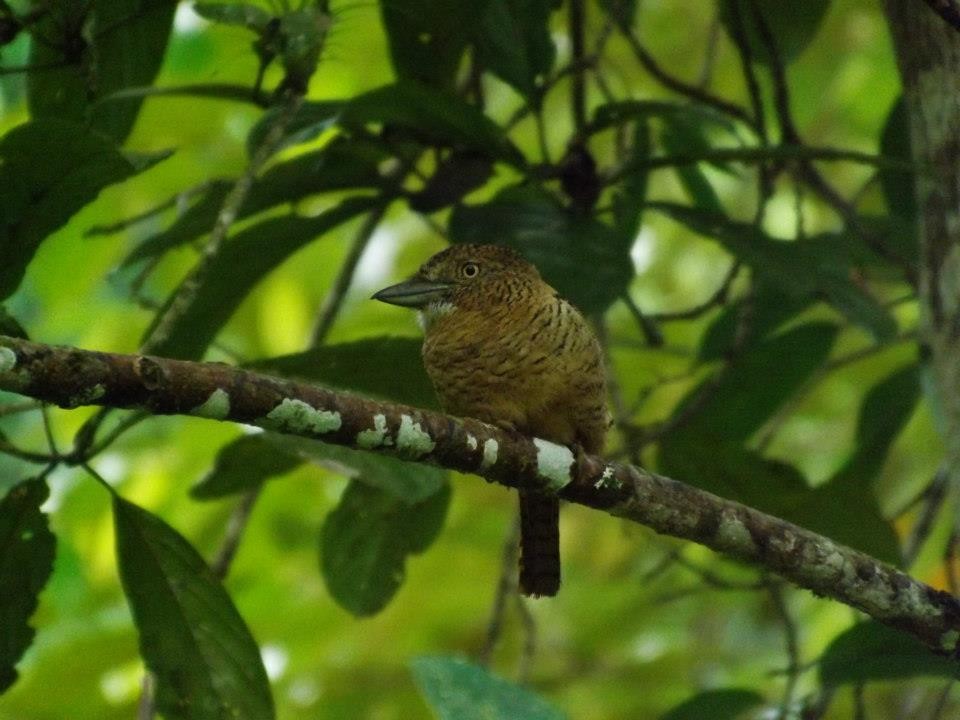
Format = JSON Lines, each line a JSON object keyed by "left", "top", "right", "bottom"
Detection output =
{"left": 372, "top": 243, "right": 608, "bottom": 597}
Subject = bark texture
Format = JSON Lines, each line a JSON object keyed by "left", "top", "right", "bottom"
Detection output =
{"left": 0, "top": 335, "right": 958, "bottom": 656}
{"left": 885, "top": 1, "right": 960, "bottom": 500}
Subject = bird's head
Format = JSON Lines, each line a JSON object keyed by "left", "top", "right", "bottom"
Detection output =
{"left": 372, "top": 244, "right": 541, "bottom": 321}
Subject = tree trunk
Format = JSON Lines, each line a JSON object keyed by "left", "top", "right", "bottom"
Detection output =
{"left": 885, "top": 2, "right": 960, "bottom": 507}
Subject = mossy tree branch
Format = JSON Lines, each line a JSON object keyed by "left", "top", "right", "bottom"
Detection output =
{"left": 1, "top": 335, "right": 958, "bottom": 657}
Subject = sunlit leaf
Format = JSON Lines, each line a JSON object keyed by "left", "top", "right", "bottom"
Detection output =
{"left": 719, "top": 0, "right": 831, "bottom": 66}
{"left": 248, "top": 336, "right": 436, "bottom": 409}
{"left": 191, "top": 435, "right": 303, "bottom": 500}
{"left": 321, "top": 479, "right": 449, "bottom": 616}
{"left": 194, "top": 2, "right": 272, "bottom": 32}
{"left": 246, "top": 100, "right": 342, "bottom": 157}
{"left": 28, "top": 0, "right": 177, "bottom": 142}
{"left": 113, "top": 495, "right": 274, "bottom": 719}
{"left": 659, "top": 688, "right": 765, "bottom": 720}
{"left": 650, "top": 202, "right": 897, "bottom": 340}
{"left": 472, "top": 0, "right": 555, "bottom": 103}
{"left": 450, "top": 184, "right": 633, "bottom": 313}
{"left": 340, "top": 80, "right": 525, "bottom": 165}
{"left": 145, "top": 195, "right": 381, "bottom": 359}
{"left": 0, "top": 478, "right": 55, "bottom": 694}
{"left": 411, "top": 656, "right": 565, "bottom": 720}
{"left": 0, "top": 120, "right": 147, "bottom": 300}
{"left": 819, "top": 621, "right": 959, "bottom": 684}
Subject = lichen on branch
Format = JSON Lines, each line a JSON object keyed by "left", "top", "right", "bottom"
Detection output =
{"left": 0, "top": 334, "right": 958, "bottom": 658}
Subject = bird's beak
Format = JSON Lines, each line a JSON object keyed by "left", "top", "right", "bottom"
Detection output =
{"left": 371, "top": 279, "right": 453, "bottom": 308}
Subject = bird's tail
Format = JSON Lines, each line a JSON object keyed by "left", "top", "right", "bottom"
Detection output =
{"left": 518, "top": 490, "right": 561, "bottom": 597}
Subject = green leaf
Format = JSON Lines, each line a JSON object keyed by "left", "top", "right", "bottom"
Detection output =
{"left": 590, "top": 100, "right": 737, "bottom": 136}
{"left": 698, "top": 287, "right": 813, "bottom": 362}
{"left": 269, "top": 433, "right": 447, "bottom": 504}
{"left": 449, "top": 184, "right": 633, "bottom": 313}
{"left": 786, "top": 366, "right": 920, "bottom": 565}
{"left": 0, "top": 120, "right": 148, "bottom": 300}
{"left": 28, "top": 0, "right": 177, "bottom": 142}
{"left": 190, "top": 435, "right": 304, "bottom": 500}
{"left": 248, "top": 336, "right": 437, "bottom": 409}
{"left": 659, "top": 688, "right": 765, "bottom": 720}
{"left": 340, "top": 80, "right": 524, "bottom": 165}
{"left": 113, "top": 495, "right": 274, "bottom": 719}
{"left": 879, "top": 98, "right": 917, "bottom": 224}
{"left": 660, "top": 120, "right": 723, "bottom": 213}
{"left": 0, "top": 478, "right": 56, "bottom": 694}
{"left": 819, "top": 622, "right": 959, "bottom": 685}
{"left": 193, "top": 2, "right": 272, "bottom": 32}
{"left": 122, "top": 136, "right": 390, "bottom": 268}
{"left": 321, "top": 479, "right": 450, "bottom": 616}
{"left": 411, "top": 656, "right": 565, "bottom": 720}
{"left": 246, "top": 100, "right": 343, "bottom": 157}
{"left": 409, "top": 152, "right": 494, "bottom": 213}
{"left": 472, "top": 0, "right": 555, "bottom": 103}
{"left": 145, "top": 195, "right": 381, "bottom": 360}
{"left": 650, "top": 202, "right": 897, "bottom": 340}
{"left": 719, "top": 0, "right": 831, "bottom": 66}
{"left": 379, "top": 0, "right": 483, "bottom": 87}
{"left": 659, "top": 323, "right": 838, "bottom": 513}
{"left": 611, "top": 120, "right": 651, "bottom": 239}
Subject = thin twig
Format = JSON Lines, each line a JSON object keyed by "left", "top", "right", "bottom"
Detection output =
{"left": 210, "top": 487, "right": 263, "bottom": 580}
{"left": 569, "top": 0, "right": 587, "bottom": 137}
{"left": 514, "top": 593, "right": 537, "bottom": 684}
{"left": 768, "top": 580, "right": 801, "bottom": 719}
{"left": 479, "top": 514, "right": 522, "bottom": 667}
{"left": 647, "top": 262, "right": 740, "bottom": 322}
{"left": 309, "top": 204, "right": 389, "bottom": 346}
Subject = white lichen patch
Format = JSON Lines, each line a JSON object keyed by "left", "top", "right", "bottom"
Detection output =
{"left": 593, "top": 465, "right": 616, "bottom": 490}
{"left": 480, "top": 438, "right": 498, "bottom": 470}
{"left": 0, "top": 347, "right": 16, "bottom": 372}
{"left": 262, "top": 398, "right": 342, "bottom": 435}
{"left": 533, "top": 438, "right": 574, "bottom": 491}
{"left": 465, "top": 434, "right": 478, "bottom": 451}
{"left": 191, "top": 388, "right": 231, "bottom": 419}
{"left": 396, "top": 414, "right": 435, "bottom": 456}
{"left": 357, "top": 414, "right": 392, "bottom": 449}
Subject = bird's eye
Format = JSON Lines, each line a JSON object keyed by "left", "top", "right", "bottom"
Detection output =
{"left": 461, "top": 262, "right": 479, "bottom": 278}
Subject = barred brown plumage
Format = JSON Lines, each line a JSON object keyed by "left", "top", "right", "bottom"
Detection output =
{"left": 373, "top": 244, "right": 608, "bottom": 597}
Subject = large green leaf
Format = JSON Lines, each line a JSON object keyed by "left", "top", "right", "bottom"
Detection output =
{"left": 659, "top": 688, "right": 765, "bottom": 720}
{"left": 411, "top": 656, "right": 565, "bottom": 720}
{"left": 698, "top": 287, "right": 813, "bottom": 362}
{"left": 190, "top": 435, "right": 304, "bottom": 500}
{"left": 321, "top": 479, "right": 450, "bottom": 616}
{"left": 719, "top": 0, "right": 831, "bottom": 66}
{"left": 819, "top": 622, "right": 959, "bottom": 685}
{"left": 113, "top": 495, "right": 274, "bottom": 719}
{"left": 472, "top": 0, "right": 555, "bottom": 103}
{"left": 0, "top": 120, "right": 146, "bottom": 300}
{"left": 878, "top": 98, "right": 917, "bottom": 264}
{"left": 659, "top": 323, "right": 838, "bottom": 514}
{"left": 590, "top": 100, "right": 738, "bottom": 136}
{"left": 145, "top": 195, "right": 381, "bottom": 359}
{"left": 194, "top": 432, "right": 447, "bottom": 503}
{"left": 246, "top": 100, "right": 344, "bottom": 158}
{"left": 449, "top": 184, "right": 633, "bottom": 313}
{"left": 193, "top": 2, "right": 272, "bottom": 32}
{"left": 379, "top": 0, "right": 484, "bottom": 88}
{"left": 0, "top": 478, "right": 56, "bottom": 694}
{"left": 121, "top": 136, "right": 390, "bottom": 268}
{"left": 788, "top": 366, "right": 920, "bottom": 565}
{"left": 650, "top": 202, "right": 897, "bottom": 340}
{"left": 339, "top": 80, "right": 524, "bottom": 165}
{"left": 27, "top": 0, "right": 177, "bottom": 142}
{"left": 659, "top": 119, "right": 723, "bottom": 213}
{"left": 248, "top": 336, "right": 436, "bottom": 408}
